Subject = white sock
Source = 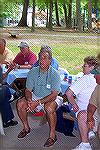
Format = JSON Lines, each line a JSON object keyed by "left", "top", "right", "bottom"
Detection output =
{"left": 82, "top": 142, "right": 90, "bottom": 146}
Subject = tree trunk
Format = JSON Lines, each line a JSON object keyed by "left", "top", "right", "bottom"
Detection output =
{"left": 48, "top": 0, "right": 53, "bottom": 30}
{"left": 31, "top": 0, "right": 35, "bottom": 32}
{"left": 18, "top": 0, "right": 29, "bottom": 27}
{"left": 94, "top": 0, "right": 98, "bottom": 16}
{"left": 67, "top": 0, "right": 72, "bottom": 28}
{"left": 46, "top": 2, "right": 49, "bottom": 28}
{"left": 88, "top": 0, "right": 92, "bottom": 31}
{"left": 76, "top": 0, "right": 82, "bottom": 31}
{"left": 63, "top": 0, "right": 67, "bottom": 28}
{"left": 55, "top": 0, "right": 61, "bottom": 26}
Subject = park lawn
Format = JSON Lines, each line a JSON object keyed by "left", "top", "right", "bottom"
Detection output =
{"left": 7, "top": 29, "right": 99, "bottom": 75}
{"left": 8, "top": 43, "right": 98, "bottom": 75}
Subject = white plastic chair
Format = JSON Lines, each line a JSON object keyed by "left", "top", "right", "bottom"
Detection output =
{"left": 0, "top": 112, "right": 5, "bottom": 135}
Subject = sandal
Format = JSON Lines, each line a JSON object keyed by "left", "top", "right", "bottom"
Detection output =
{"left": 18, "top": 128, "right": 30, "bottom": 138}
{"left": 44, "top": 136, "right": 57, "bottom": 147}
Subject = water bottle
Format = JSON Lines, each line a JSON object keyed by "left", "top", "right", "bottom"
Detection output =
{"left": 14, "top": 64, "right": 19, "bottom": 71}
{"left": 64, "top": 73, "right": 68, "bottom": 81}
{"left": 68, "top": 75, "right": 72, "bottom": 84}
{"left": 1, "top": 64, "right": 7, "bottom": 73}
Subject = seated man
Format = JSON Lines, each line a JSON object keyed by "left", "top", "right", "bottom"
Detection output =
{"left": 0, "top": 39, "right": 18, "bottom": 98}
{"left": 4, "top": 41, "right": 37, "bottom": 93}
{"left": 0, "top": 66, "right": 18, "bottom": 128}
{"left": 33, "top": 44, "right": 59, "bottom": 70}
{"left": 87, "top": 73, "right": 100, "bottom": 140}
{"left": 4, "top": 41, "right": 37, "bottom": 75}
{"left": 66, "top": 56, "right": 98, "bottom": 150}
{"left": 0, "top": 38, "right": 14, "bottom": 65}
{"left": 16, "top": 47, "right": 63, "bottom": 147}
{"left": 13, "top": 41, "right": 37, "bottom": 69}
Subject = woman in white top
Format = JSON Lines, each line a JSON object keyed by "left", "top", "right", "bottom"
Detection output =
{"left": 66, "top": 56, "right": 98, "bottom": 150}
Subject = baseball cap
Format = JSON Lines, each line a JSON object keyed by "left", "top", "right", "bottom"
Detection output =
{"left": 18, "top": 41, "right": 29, "bottom": 48}
{"left": 40, "top": 44, "right": 52, "bottom": 51}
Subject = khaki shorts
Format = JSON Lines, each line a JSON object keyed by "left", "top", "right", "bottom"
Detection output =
{"left": 32, "top": 93, "right": 63, "bottom": 112}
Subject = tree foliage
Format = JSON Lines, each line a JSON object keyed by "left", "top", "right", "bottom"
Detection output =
{"left": 1, "top": 0, "right": 100, "bottom": 31}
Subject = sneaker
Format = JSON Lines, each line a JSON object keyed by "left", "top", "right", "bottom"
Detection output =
{"left": 72, "top": 142, "right": 92, "bottom": 150}
{"left": 13, "top": 91, "right": 23, "bottom": 100}
{"left": 88, "top": 130, "right": 95, "bottom": 139}
{"left": 3, "top": 120, "right": 18, "bottom": 128}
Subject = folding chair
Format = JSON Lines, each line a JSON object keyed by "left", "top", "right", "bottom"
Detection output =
{"left": 0, "top": 112, "right": 5, "bottom": 135}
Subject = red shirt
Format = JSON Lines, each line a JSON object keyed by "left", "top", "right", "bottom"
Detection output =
{"left": 13, "top": 50, "right": 37, "bottom": 65}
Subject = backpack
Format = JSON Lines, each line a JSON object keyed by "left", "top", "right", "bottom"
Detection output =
{"left": 56, "top": 105, "right": 75, "bottom": 137}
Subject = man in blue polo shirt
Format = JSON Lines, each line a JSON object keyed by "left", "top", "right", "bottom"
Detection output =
{"left": 16, "top": 47, "right": 63, "bottom": 147}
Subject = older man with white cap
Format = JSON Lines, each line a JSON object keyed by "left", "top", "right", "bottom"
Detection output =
{"left": 3, "top": 41, "right": 37, "bottom": 76}
{"left": 13, "top": 41, "right": 37, "bottom": 69}
{"left": 3, "top": 41, "right": 37, "bottom": 99}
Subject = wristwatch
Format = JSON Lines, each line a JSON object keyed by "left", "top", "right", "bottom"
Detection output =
{"left": 18, "top": 65, "right": 20, "bottom": 69}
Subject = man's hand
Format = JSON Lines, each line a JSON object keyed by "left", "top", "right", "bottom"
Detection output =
{"left": 9, "top": 62, "right": 16, "bottom": 70}
{"left": 27, "top": 100, "right": 39, "bottom": 112}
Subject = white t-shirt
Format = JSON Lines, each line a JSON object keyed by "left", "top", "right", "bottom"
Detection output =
{"left": 70, "top": 73, "right": 97, "bottom": 111}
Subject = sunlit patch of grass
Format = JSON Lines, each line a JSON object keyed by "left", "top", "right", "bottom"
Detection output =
{"left": 7, "top": 32, "right": 99, "bottom": 74}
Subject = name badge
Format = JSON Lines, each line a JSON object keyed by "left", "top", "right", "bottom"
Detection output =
{"left": 46, "top": 84, "right": 51, "bottom": 89}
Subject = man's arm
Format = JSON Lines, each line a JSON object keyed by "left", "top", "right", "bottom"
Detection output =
{"left": 26, "top": 89, "right": 58, "bottom": 112}
{"left": 17, "top": 64, "right": 32, "bottom": 69}
{"left": 38, "top": 90, "right": 58, "bottom": 104}
{"left": 87, "top": 103, "right": 97, "bottom": 130}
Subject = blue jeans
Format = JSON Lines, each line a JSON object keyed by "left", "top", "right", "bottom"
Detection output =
{"left": 0, "top": 85, "right": 14, "bottom": 124}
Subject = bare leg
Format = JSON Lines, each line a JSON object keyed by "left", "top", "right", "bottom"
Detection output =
{"left": 77, "top": 110, "right": 89, "bottom": 143}
{"left": 39, "top": 113, "right": 47, "bottom": 126}
{"left": 16, "top": 97, "right": 30, "bottom": 131}
{"left": 44, "top": 101, "right": 57, "bottom": 139}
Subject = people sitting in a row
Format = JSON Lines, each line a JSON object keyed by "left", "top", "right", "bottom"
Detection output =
{"left": 1, "top": 40, "right": 58, "bottom": 96}
{"left": 0, "top": 66, "right": 18, "bottom": 128}
{"left": 1, "top": 38, "right": 100, "bottom": 149}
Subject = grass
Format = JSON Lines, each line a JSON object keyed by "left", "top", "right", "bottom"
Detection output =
{"left": 5, "top": 28, "right": 100, "bottom": 74}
